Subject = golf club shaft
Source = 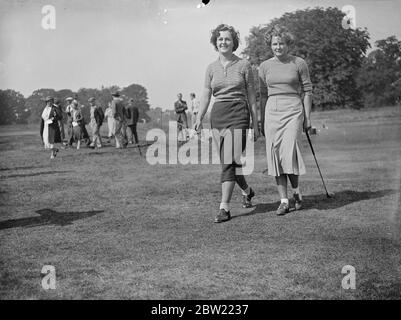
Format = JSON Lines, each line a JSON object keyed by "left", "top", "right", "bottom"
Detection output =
{"left": 305, "top": 130, "right": 330, "bottom": 196}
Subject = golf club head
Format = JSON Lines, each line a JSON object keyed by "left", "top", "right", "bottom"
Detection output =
{"left": 326, "top": 192, "right": 335, "bottom": 198}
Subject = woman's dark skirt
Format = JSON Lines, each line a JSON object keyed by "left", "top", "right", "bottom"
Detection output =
{"left": 72, "top": 125, "right": 83, "bottom": 142}
{"left": 210, "top": 100, "right": 250, "bottom": 183}
{"left": 48, "top": 122, "right": 62, "bottom": 144}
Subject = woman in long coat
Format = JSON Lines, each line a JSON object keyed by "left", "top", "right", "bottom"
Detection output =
{"left": 259, "top": 25, "right": 313, "bottom": 215}
{"left": 41, "top": 96, "right": 62, "bottom": 159}
{"left": 71, "top": 100, "right": 84, "bottom": 149}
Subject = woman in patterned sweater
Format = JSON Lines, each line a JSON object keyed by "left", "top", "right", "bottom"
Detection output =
{"left": 195, "top": 24, "right": 260, "bottom": 223}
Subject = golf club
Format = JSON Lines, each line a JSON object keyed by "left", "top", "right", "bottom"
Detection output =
{"left": 305, "top": 130, "right": 334, "bottom": 198}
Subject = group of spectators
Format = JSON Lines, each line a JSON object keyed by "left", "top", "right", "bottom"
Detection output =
{"left": 40, "top": 91, "right": 140, "bottom": 158}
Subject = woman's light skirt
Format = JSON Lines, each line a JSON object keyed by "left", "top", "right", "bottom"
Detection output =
{"left": 264, "top": 94, "right": 306, "bottom": 177}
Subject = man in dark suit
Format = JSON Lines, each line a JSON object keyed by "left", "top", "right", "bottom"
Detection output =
{"left": 54, "top": 98, "right": 65, "bottom": 141}
{"left": 111, "top": 91, "right": 127, "bottom": 149}
{"left": 174, "top": 93, "right": 188, "bottom": 141}
{"left": 126, "top": 98, "right": 139, "bottom": 144}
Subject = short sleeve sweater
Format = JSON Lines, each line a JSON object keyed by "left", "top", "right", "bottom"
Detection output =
{"left": 258, "top": 55, "right": 312, "bottom": 97}
{"left": 204, "top": 55, "right": 255, "bottom": 102}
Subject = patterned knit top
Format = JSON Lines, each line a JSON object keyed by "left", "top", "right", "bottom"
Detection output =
{"left": 204, "top": 55, "right": 255, "bottom": 102}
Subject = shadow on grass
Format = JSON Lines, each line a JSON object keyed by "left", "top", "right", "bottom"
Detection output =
{"left": 0, "top": 166, "right": 45, "bottom": 171}
{"left": 0, "top": 208, "right": 103, "bottom": 230}
{"left": 231, "top": 202, "right": 278, "bottom": 220}
{"left": 303, "top": 189, "right": 398, "bottom": 210}
{"left": 0, "top": 170, "right": 71, "bottom": 179}
{"left": 235, "top": 189, "right": 397, "bottom": 218}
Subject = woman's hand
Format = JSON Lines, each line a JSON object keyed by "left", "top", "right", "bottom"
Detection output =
{"left": 303, "top": 117, "right": 311, "bottom": 133}
{"left": 194, "top": 118, "right": 203, "bottom": 135}
{"left": 252, "top": 125, "right": 260, "bottom": 142}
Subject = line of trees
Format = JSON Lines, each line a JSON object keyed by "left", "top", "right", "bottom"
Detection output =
{"left": 1, "top": 7, "right": 401, "bottom": 125}
{"left": 0, "top": 84, "right": 151, "bottom": 125}
{"left": 243, "top": 7, "right": 401, "bottom": 110}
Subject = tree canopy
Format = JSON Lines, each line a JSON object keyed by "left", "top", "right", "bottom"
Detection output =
{"left": 356, "top": 36, "right": 401, "bottom": 107}
{"left": 0, "top": 90, "right": 26, "bottom": 125}
{"left": 243, "top": 7, "right": 371, "bottom": 110}
{"left": 0, "top": 84, "right": 152, "bottom": 125}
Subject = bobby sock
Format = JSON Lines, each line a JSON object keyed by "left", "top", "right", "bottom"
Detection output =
{"left": 293, "top": 187, "right": 302, "bottom": 199}
{"left": 219, "top": 202, "right": 230, "bottom": 212}
{"left": 241, "top": 186, "right": 250, "bottom": 196}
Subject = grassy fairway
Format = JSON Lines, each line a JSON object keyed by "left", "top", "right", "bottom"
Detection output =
{"left": 0, "top": 106, "right": 400, "bottom": 299}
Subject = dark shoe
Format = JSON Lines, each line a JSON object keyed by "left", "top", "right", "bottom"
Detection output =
{"left": 242, "top": 188, "right": 255, "bottom": 208}
{"left": 276, "top": 202, "right": 289, "bottom": 216}
{"left": 293, "top": 193, "right": 303, "bottom": 210}
{"left": 50, "top": 148, "right": 58, "bottom": 159}
{"left": 214, "top": 209, "right": 231, "bottom": 223}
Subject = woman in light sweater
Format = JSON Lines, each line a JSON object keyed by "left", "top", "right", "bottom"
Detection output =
{"left": 259, "top": 25, "right": 313, "bottom": 215}
{"left": 104, "top": 102, "right": 115, "bottom": 143}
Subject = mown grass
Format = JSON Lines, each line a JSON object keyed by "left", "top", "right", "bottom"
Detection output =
{"left": 0, "top": 106, "right": 400, "bottom": 299}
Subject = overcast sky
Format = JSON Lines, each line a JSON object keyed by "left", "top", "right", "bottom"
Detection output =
{"left": 1, "top": 0, "right": 400, "bottom": 110}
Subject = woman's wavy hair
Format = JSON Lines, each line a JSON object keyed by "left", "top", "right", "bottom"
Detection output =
{"left": 210, "top": 24, "right": 240, "bottom": 52}
{"left": 264, "top": 24, "right": 295, "bottom": 46}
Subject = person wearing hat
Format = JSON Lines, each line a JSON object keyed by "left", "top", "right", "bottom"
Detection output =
{"left": 104, "top": 102, "right": 115, "bottom": 143}
{"left": 54, "top": 98, "right": 65, "bottom": 141}
{"left": 71, "top": 100, "right": 84, "bottom": 149}
{"left": 65, "top": 97, "right": 75, "bottom": 146}
{"left": 111, "top": 91, "right": 127, "bottom": 148}
{"left": 88, "top": 97, "right": 104, "bottom": 148}
{"left": 74, "top": 97, "right": 91, "bottom": 147}
{"left": 126, "top": 98, "right": 139, "bottom": 144}
{"left": 41, "top": 96, "right": 62, "bottom": 159}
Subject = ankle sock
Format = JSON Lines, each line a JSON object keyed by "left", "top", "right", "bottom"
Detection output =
{"left": 293, "top": 187, "right": 302, "bottom": 199}
{"left": 241, "top": 186, "right": 250, "bottom": 196}
{"left": 281, "top": 198, "right": 289, "bottom": 205}
{"left": 219, "top": 202, "right": 230, "bottom": 212}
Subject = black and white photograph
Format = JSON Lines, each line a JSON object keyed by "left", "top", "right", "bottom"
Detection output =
{"left": 0, "top": 0, "right": 400, "bottom": 306}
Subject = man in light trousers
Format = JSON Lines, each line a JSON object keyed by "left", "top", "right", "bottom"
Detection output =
{"left": 88, "top": 97, "right": 103, "bottom": 148}
{"left": 111, "top": 91, "right": 127, "bottom": 149}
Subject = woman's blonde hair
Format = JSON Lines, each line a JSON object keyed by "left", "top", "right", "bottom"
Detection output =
{"left": 264, "top": 25, "right": 295, "bottom": 46}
